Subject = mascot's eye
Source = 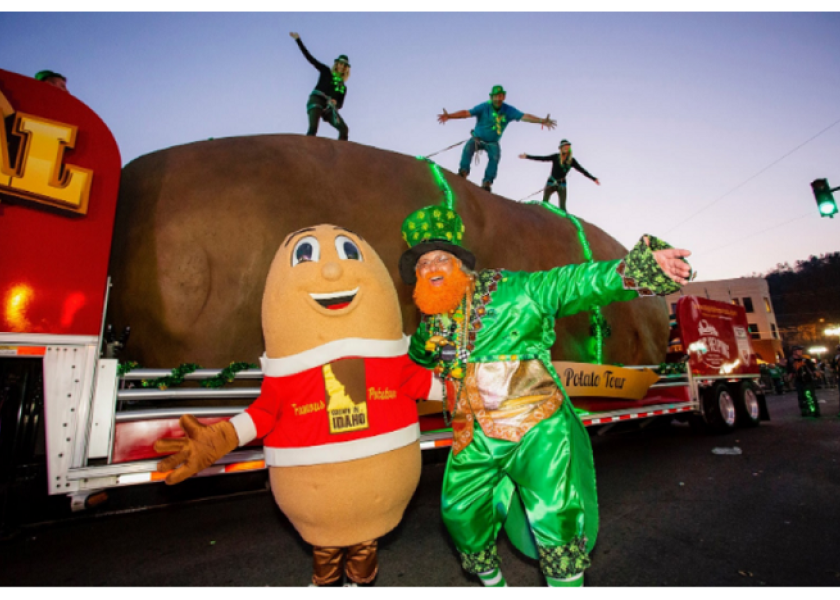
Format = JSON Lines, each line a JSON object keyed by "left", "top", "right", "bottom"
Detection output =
{"left": 291, "top": 236, "right": 321, "bottom": 266}
{"left": 335, "top": 236, "right": 363, "bottom": 261}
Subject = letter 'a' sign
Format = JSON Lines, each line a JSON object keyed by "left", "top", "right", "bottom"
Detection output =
{"left": 0, "top": 69, "right": 121, "bottom": 336}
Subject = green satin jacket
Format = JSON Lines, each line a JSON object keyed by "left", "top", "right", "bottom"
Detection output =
{"left": 409, "top": 259, "right": 638, "bottom": 373}
{"left": 408, "top": 234, "right": 683, "bottom": 451}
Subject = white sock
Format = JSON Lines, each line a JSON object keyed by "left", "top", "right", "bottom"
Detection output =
{"left": 478, "top": 567, "right": 507, "bottom": 587}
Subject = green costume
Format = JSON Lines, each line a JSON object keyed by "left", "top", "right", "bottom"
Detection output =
{"left": 787, "top": 354, "right": 820, "bottom": 417}
{"left": 401, "top": 205, "right": 685, "bottom": 581}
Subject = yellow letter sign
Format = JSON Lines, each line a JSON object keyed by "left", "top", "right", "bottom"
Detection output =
{"left": 0, "top": 87, "right": 93, "bottom": 215}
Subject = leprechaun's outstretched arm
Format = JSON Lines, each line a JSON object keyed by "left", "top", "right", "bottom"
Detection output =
{"left": 525, "top": 235, "right": 692, "bottom": 319}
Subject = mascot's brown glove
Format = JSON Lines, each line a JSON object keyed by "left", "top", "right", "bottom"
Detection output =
{"left": 152, "top": 414, "right": 240, "bottom": 485}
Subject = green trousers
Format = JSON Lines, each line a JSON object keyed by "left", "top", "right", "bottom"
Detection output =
{"left": 440, "top": 400, "right": 598, "bottom": 579}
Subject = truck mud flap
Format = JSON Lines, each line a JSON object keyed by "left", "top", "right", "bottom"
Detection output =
{"left": 758, "top": 393, "right": 771, "bottom": 421}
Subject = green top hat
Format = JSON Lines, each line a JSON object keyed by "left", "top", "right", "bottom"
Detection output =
{"left": 489, "top": 85, "right": 506, "bottom": 96}
{"left": 399, "top": 205, "right": 476, "bottom": 285}
{"left": 35, "top": 70, "right": 65, "bottom": 82}
{"left": 334, "top": 55, "right": 351, "bottom": 67}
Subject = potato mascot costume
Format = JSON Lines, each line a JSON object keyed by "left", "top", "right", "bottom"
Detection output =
{"left": 154, "top": 225, "right": 440, "bottom": 586}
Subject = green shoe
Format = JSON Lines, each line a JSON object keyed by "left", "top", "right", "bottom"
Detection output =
{"left": 546, "top": 572, "right": 584, "bottom": 587}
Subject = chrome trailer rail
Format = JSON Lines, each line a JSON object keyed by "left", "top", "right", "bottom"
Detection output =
{"left": 117, "top": 388, "right": 260, "bottom": 401}
{"left": 120, "top": 368, "right": 264, "bottom": 381}
{"left": 66, "top": 448, "right": 267, "bottom": 491}
{"left": 115, "top": 406, "right": 249, "bottom": 422}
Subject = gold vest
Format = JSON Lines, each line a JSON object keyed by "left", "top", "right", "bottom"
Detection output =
{"left": 449, "top": 359, "right": 563, "bottom": 455}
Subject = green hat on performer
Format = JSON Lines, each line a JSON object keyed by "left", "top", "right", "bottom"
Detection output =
{"left": 559, "top": 139, "right": 571, "bottom": 147}
{"left": 334, "top": 55, "right": 351, "bottom": 67}
{"left": 399, "top": 205, "right": 475, "bottom": 285}
{"left": 489, "top": 85, "right": 506, "bottom": 96}
{"left": 35, "top": 70, "right": 65, "bottom": 82}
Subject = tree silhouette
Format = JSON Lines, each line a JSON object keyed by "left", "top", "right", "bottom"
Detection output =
{"left": 758, "top": 252, "right": 840, "bottom": 349}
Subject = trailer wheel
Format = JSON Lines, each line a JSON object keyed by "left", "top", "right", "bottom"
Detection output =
{"left": 735, "top": 382, "right": 761, "bottom": 428}
{"left": 703, "top": 383, "right": 737, "bottom": 434}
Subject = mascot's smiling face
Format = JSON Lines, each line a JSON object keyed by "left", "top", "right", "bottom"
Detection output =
{"left": 261, "top": 224, "right": 403, "bottom": 358}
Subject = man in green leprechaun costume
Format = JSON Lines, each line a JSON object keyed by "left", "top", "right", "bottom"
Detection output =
{"left": 399, "top": 205, "right": 692, "bottom": 587}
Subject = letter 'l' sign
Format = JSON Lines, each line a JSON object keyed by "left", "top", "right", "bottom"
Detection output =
{"left": 1, "top": 87, "right": 93, "bottom": 215}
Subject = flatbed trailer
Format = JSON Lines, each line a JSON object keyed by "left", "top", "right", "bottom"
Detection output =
{"left": 1, "top": 298, "right": 768, "bottom": 512}
{"left": 0, "top": 67, "right": 767, "bottom": 517}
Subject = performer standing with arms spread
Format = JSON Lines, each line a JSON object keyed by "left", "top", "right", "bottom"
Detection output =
{"left": 438, "top": 85, "right": 555, "bottom": 193}
{"left": 290, "top": 32, "right": 350, "bottom": 141}
{"left": 398, "top": 204, "right": 691, "bottom": 586}
{"left": 519, "top": 139, "right": 599, "bottom": 212}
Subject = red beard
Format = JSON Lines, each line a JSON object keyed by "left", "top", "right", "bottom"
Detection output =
{"left": 414, "top": 267, "right": 471, "bottom": 315}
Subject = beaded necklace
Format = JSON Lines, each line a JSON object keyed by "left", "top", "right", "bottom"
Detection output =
{"left": 490, "top": 104, "right": 507, "bottom": 136}
{"left": 434, "top": 287, "right": 473, "bottom": 425}
{"left": 331, "top": 72, "right": 346, "bottom": 95}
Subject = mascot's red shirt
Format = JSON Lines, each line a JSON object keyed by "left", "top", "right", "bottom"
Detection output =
{"left": 230, "top": 337, "right": 436, "bottom": 467}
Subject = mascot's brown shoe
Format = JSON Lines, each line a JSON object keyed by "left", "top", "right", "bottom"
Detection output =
{"left": 312, "top": 546, "right": 345, "bottom": 587}
{"left": 344, "top": 540, "right": 378, "bottom": 586}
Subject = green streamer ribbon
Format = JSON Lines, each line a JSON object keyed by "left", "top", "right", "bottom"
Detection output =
{"left": 527, "top": 201, "right": 607, "bottom": 365}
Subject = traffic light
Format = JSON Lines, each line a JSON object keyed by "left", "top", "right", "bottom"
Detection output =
{"left": 811, "top": 178, "right": 838, "bottom": 218}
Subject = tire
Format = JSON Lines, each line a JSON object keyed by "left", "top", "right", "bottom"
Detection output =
{"left": 1, "top": 357, "right": 48, "bottom": 536}
{"left": 735, "top": 382, "right": 761, "bottom": 428}
{"left": 702, "top": 383, "right": 737, "bottom": 434}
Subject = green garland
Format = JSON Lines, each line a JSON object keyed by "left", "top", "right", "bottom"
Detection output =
{"left": 416, "top": 156, "right": 455, "bottom": 209}
{"left": 589, "top": 312, "right": 612, "bottom": 340}
{"left": 527, "top": 201, "right": 608, "bottom": 365}
{"left": 117, "top": 361, "right": 258, "bottom": 390}
{"left": 658, "top": 362, "right": 687, "bottom": 376}
{"left": 141, "top": 363, "right": 201, "bottom": 390}
{"left": 199, "top": 362, "right": 259, "bottom": 388}
{"left": 117, "top": 361, "right": 139, "bottom": 377}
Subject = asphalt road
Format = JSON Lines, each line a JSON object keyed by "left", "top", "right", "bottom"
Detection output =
{"left": 1, "top": 389, "right": 839, "bottom": 587}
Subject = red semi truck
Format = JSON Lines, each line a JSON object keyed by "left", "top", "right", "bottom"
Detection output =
{"left": 0, "top": 68, "right": 767, "bottom": 515}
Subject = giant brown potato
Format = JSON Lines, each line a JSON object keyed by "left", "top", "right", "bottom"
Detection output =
{"left": 107, "top": 135, "right": 668, "bottom": 368}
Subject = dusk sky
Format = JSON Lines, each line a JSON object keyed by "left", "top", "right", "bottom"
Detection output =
{"left": 3, "top": 10, "right": 839, "bottom": 282}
